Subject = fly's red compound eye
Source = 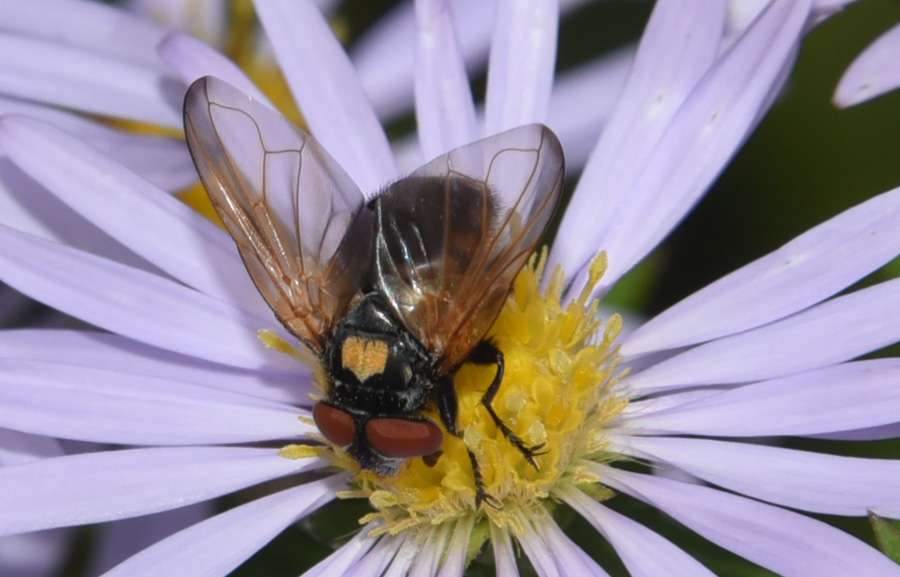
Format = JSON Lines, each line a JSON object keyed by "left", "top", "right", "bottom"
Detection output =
{"left": 313, "top": 403, "right": 356, "bottom": 447}
{"left": 365, "top": 418, "right": 444, "bottom": 459}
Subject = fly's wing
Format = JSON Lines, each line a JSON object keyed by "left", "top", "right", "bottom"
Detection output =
{"left": 184, "top": 76, "right": 373, "bottom": 353}
{"left": 370, "top": 125, "right": 564, "bottom": 370}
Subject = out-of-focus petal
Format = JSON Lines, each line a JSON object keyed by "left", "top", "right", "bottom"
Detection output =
{"left": 549, "top": 0, "right": 726, "bottom": 288}
{"left": 0, "top": 116, "right": 271, "bottom": 318}
{"left": 0, "top": 0, "right": 171, "bottom": 69}
{"left": 414, "top": 0, "right": 477, "bottom": 160}
{"left": 254, "top": 0, "right": 396, "bottom": 193}
{"left": 616, "top": 436, "right": 900, "bottom": 517}
{"left": 0, "top": 34, "right": 181, "bottom": 128}
{"left": 834, "top": 22, "right": 900, "bottom": 107}
{"left": 0, "top": 447, "right": 325, "bottom": 535}
{"left": 621, "top": 185, "right": 900, "bottom": 357}
{"left": 352, "top": 0, "right": 590, "bottom": 121}
{"left": 600, "top": 466, "right": 900, "bottom": 577}
{"left": 124, "top": 0, "right": 228, "bottom": 48}
{"left": 623, "top": 277, "right": 900, "bottom": 394}
{"left": 0, "top": 358, "right": 311, "bottom": 445}
{"left": 351, "top": 0, "right": 497, "bottom": 121}
{"left": 157, "top": 31, "right": 272, "bottom": 106}
{"left": 484, "top": 0, "right": 558, "bottom": 133}
{"left": 623, "top": 359, "right": 900, "bottom": 436}
{"left": 0, "top": 225, "right": 292, "bottom": 371}
{"left": 559, "top": 485, "right": 716, "bottom": 577}
{"left": 0, "top": 329, "right": 307, "bottom": 404}
{"left": 102, "top": 477, "right": 342, "bottom": 577}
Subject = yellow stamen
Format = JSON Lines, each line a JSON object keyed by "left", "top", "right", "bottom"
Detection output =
{"left": 323, "top": 249, "right": 628, "bottom": 536}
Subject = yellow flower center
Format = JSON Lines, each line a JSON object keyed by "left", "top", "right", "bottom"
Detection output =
{"left": 281, "top": 250, "right": 627, "bottom": 538}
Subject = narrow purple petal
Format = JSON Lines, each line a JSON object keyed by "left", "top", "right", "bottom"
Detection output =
{"left": 549, "top": 0, "right": 725, "bottom": 286}
{"left": 559, "top": 485, "right": 716, "bottom": 577}
{"left": 157, "top": 31, "right": 273, "bottom": 106}
{"left": 516, "top": 514, "right": 608, "bottom": 577}
{"left": 515, "top": 521, "right": 557, "bottom": 577}
{"left": 302, "top": 523, "right": 379, "bottom": 577}
{"left": 254, "top": 0, "right": 397, "bottom": 192}
{"left": 0, "top": 358, "right": 311, "bottom": 445}
{"left": 0, "top": 225, "right": 294, "bottom": 371}
{"left": 0, "top": 447, "right": 326, "bottom": 535}
{"left": 623, "top": 359, "right": 900, "bottom": 436}
{"left": 617, "top": 436, "right": 900, "bottom": 517}
{"left": 409, "top": 524, "right": 446, "bottom": 577}
{"left": 387, "top": 534, "right": 423, "bottom": 577}
{"left": 0, "top": 35, "right": 181, "bottom": 128}
{"left": 0, "top": 0, "right": 170, "bottom": 69}
{"left": 489, "top": 522, "right": 518, "bottom": 577}
{"left": 345, "top": 535, "right": 401, "bottom": 577}
{"left": 0, "top": 116, "right": 272, "bottom": 319}
{"left": 436, "top": 517, "right": 474, "bottom": 577}
{"left": 414, "top": 0, "right": 478, "bottom": 160}
{"left": 599, "top": 466, "right": 900, "bottom": 577}
{"left": 484, "top": 0, "right": 558, "bottom": 133}
{"left": 621, "top": 186, "right": 900, "bottom": 357}
{"left": 532, "top": 518, "right": 609, "bottom": 576}
{"left": 102, "top": 477, "right": 342, "bottom": 577}
{"left": 624, "top": 277, "right": 900, "bottom": 394}
{"left": 834, "top": 22, "right": 900, "bottom": 107}
{"left": 0, "top": 329, "right": 308, "bottom": 405}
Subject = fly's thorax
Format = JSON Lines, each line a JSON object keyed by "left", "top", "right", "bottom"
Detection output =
{"left": 325, "top": 292, "right": 436, "bottom": 414}
{"left": 314, "top": 294, "right": 447, "bottom": 475}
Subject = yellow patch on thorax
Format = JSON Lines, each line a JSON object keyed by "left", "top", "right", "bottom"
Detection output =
{"left": 342, "top": 336, "right": 389, "bottom": 383}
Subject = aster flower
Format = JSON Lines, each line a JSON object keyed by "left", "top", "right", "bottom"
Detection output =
{"left": 1, "top": 1, "right": 900, "bottom": 577}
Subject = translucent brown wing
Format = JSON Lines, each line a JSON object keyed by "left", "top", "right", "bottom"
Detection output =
{"left": 183, "top": 76, "right": 373, "bottom": 353}
{"left": 370, "top": 125, "right": 564, "bottom": 371}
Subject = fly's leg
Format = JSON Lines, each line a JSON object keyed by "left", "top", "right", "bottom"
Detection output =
{"left": 470, "top": 340, "right": 546, "bottom": 469}
{"left": 435, "top": 375, "right": 500, "bottom": 509}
